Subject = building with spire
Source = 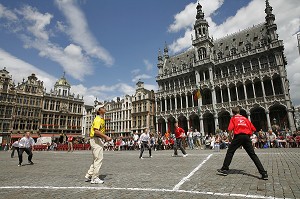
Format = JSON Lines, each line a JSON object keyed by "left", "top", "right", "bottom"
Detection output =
{"left": 155, "top": 1, "right": 296, "bottom": 135}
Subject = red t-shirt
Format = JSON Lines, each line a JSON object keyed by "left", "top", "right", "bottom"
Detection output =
{"left": 68, "top": 137, "right": 73, "bottom": 142}
{"left": 228, "top": 115, "right": 256, "bottom": 135}
{"left": 175, "top": 127, "right": 185, "bottom": 138}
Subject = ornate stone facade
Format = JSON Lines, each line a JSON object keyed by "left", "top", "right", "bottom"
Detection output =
{"left": 103, "top": 96, "right": 132, "bottom": 138}
{"left": 155, "top": 1, "right": 296, "bottom": 135}
{"left": 0, "top": 68, "right": 83, "bottom": 143}
{"left": 131, "top": 81, "right": 155, "bottom": 134}
{"left": 40, "top": 74, "right": 84, "bottom": 138}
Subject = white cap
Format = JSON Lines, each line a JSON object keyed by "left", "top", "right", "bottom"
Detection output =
{"left": 94, "top": 104, "right": 105, "bottom": 112}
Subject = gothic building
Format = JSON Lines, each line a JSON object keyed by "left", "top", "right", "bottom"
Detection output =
{"left": 155, "top": 1, "right": 296, "bottom": 135}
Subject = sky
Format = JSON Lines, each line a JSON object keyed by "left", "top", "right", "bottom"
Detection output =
{"left": 0, "top": 0, "right": 299, "bottom": 106}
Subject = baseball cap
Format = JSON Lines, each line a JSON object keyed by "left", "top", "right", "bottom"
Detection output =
{"left": 94, "top": 104, "right": 105, "bottom": 112}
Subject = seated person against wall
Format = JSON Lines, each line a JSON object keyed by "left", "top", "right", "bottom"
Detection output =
{"left": 267, "top": 130, "right": 279, "bottom": 148}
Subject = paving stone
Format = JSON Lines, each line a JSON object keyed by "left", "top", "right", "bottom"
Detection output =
{"left": 0, "top": 148, "right": 299, "bottom": 199}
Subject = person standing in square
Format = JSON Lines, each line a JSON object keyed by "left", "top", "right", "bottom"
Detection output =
{"left": 217, "top": 107, "right": 268, "bottom": 180}
{"left": 18, "top": 132, "right": 35, "bottom": 166}
{"left": 85, "top": 104, "right": 112, "bottom": 184}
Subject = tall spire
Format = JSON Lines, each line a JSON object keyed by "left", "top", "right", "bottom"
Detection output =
{"left": 164, "top": 42, "right": 169, "bottom": 59}
{"left": 265, "top": 0, "right": 273, "bottom": 15}
{"left": 196, "top": 3, "right": 204, "bottom": 20}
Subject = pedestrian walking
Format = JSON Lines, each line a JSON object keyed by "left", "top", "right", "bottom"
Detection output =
{"left": 139, "top": 129, "right": 152, "bottom": 159}
{"left": 85, "top": 104, "right": 112, "bottom": 184}
{"left": 18, "top": 132, "right": 35, "bottom": 166}
{"left": 217, "top": 107, "right": 268, "bottom": 180}
{"left": 68, "top": 136, "right": 74, "bottom": 152}
{"left": 172, "top": 123, "right": 188, "bottom": 157}
{"left": 11, "top": 138, "right": 20, "bottom": 158}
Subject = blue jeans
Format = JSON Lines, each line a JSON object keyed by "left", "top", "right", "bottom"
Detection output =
{"left": 188, "top": 137, "right": 194, "bottom": 149}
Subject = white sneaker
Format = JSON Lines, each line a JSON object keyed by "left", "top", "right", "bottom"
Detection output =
{"left": 149, "top": 156, "right": 152, "bottom": 158}
{"left": 183, "top": 154, "right": 188, "bottom": 157}
{"left": 91, "top": 177, "right": 104, "bottom": 184}
{"left": 140, "top": 157, "right": 143, "bottom": 159}
{"left": 85, "top": 174, "right": 92, "bottom": 182}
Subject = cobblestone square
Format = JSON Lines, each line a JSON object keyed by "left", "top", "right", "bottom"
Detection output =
{"left": 0, "top": 148, "right": 299, "bottom": 199}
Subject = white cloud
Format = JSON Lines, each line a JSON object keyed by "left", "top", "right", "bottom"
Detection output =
{"left": 144, "top": 84, "right": 158, "bottom": 91}
{"left": 132, "top": 74, "right": 152, "bottom": 83}
{"left": 168, "top": 0, "right": 300, "bottom": 106}
{"left": 55, "top": 0, "right": 114, "bottom": 66}
{"left": 64, "top": 44, "right": 83, "bottom": 58}
{"left": 144, "top": 59, "right": 153, "bottom": 71}
{"left": 17, "top": 5, "right": 53, "bottom": 40}
{"left": 0, "top": 4, "right": 17, "bottom": 20}
{"left": 0, "top": 48, "right": 56, "bottom": 90}
{"left": 131, "top": 69, "right": 141, "bottom": 75}
{"left": 168, "top": 0, "right": 224, "bottom": 33}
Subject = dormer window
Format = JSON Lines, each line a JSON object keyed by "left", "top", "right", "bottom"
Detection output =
{"left": 198, "top": 47, "right": 207, "bottom": 60}
{"left": 245, "top": 43, "right": 251, "bottom": 51}
{"left": 230, "top": 48, "right": 237, "bottom": 55}
{"left": 217, "top": 52, "right": 223, "bottom": 59}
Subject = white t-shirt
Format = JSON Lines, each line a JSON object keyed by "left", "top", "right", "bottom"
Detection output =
{"left": 12, "top": 141, "right": 19, "bottom": 147}
{"left": 140, "top": 133, "right": 150, "bottom": 142}
{"left": 187, "top": 131, "right": 193, "bottom": 138}
{"left": 19, "top": 137, "right": 35, "bottom": 148}
{"left": 133, "top": 134, "right": 139, "bottom": 141}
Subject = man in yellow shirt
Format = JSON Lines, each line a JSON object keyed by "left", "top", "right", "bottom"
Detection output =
{"left": 85, "top": 104, "right": 112, "bottom": 184}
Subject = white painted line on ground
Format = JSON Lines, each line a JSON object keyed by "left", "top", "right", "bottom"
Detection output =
{"left": 0, "top": 186, "right": 289, "bottom": 199}
{"left": 172, "top": 153, "right": 213, "bottom": 191}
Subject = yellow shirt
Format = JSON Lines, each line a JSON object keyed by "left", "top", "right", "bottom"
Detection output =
{"left": 90, "top": 115, "right": 105, "bottom": 138}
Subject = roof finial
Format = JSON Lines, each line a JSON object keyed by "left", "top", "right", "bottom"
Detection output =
{"left": 265, "top": 0, "right": 273, "bottom": 15}
{"left": 63, "top": 71, "right": 66, "bottom": 78}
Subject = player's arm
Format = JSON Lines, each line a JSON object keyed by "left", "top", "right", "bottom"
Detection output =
{"left": 94, "top": 129, "right": 112, "bottom": 141}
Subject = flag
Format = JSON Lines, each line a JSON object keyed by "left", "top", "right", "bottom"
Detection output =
{"left": 193, "top": 87, "right": 202, "bottom": 101}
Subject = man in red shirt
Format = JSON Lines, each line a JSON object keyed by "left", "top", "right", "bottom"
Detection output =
{"left": 172, "top": 123, "right": 188, "bottom": 157}
{"left": 217, "top": 107, "right": 268, "bottom": 180}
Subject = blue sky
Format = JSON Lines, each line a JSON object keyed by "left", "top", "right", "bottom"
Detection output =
{"left": 0, "top": 0, "right": 300, "bottom": 106}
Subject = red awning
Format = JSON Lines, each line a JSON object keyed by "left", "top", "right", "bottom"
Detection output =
{"left": 11, "top": 134, "right": 39, "bottom": 138}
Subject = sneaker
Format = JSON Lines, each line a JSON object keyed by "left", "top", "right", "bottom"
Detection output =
{"left": 90, "top": 177, "right": 104, "bottom": 184}
{"left": 183, "top": 154, "right": 188, "bottom": 157}
{"left": 217, "top": 169, "right": 228, "bottom": 176}
{"left": 85, "top": 174, "right": 92, "bottom": 182}
{"left": 18, "top": 164, "right": 22, "bottom": 167}
{"left": 28, "top": 161, "right": 34, "bottom": 165}
{"left": 172, "top": 154, "right": 177, "bottom": 157}
{"left": 149, "top": 156, "right": 152, "bottom": 158}
{"left": 139, "top": 157, "right": 143, "bottom": 159}
{"left": 261, "top": 173, "right": 268, "bottom": 180}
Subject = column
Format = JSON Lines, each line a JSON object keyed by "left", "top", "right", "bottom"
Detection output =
{"left": 266, "top": 111, "right": 271, "bottom": 130}
{"left": 211, "top": 88, "right": 217, "bottom": 106}
{"left": 186, "top": 94, "right": 188, "bottom": 108}
{"left": 235, "top": 86, "right": 239, "bottom": 101}
{"left": 175, "top": 97, "right": 178, "bottom": 110}
{"left": 247, "top": 112, "right": 251, "bottom": 121}
{"left": 160, "top": 100, "right": 163, "bottom": 112}
{"left": 270, "top": 79, "right": 275, "bottom": 96}
{"left": 252, "top": 83, "right": 257, "bottom": 98}
{"left": 227, "top": 86, "right": 231, "bottom": 102}
{"left": 287, "top": 110, "right": 296, "bottom": 132}
{"left": 261, "top": 80, "right": 266, "bottom": 97}
{"left": 191, "top": 95, "right": 194, "bottom": 107}
{"left": 214, "top": 113, "right": 219, "bottom": 130}
{"left": 156, "top": 121, "right": 159, "bottom": 133}
{"left": 164, "top": 98, "right": 167, "bottom": 111}
{"left": 243, "top": 83, "right": 248, "bottom": 100}
{"left": 187, "top": 119, "right": 190, "bottom": 129}
{"left": 181, "top": 96, "right": 183, "bottom": 109}
{"left": 200, "top": 115, "right": 204, "bottom": 134}
{"left": 220, "top": 89, "right": 224, "bottom": 103}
